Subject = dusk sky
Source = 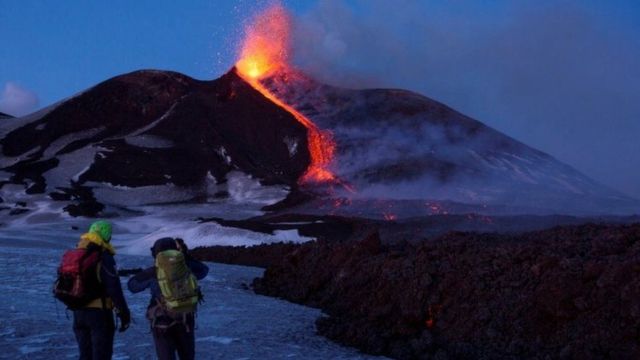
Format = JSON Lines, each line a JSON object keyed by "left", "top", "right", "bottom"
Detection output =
{"left": 1, "top": 0, "right": 639, "bottom": 198}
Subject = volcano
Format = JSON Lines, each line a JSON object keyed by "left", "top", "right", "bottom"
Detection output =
{"left": 0, "top": 67, "right": 636, "bottom": 218}
{"left": 1, "top": 2, "right": 635, "bottom": 219}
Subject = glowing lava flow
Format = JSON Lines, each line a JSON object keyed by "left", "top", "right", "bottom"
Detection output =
{"left": 239, "top": 71, "right": 337, "bottom": 183}
{"left": 235, "top": 4, "right": 336, "bottom": 184}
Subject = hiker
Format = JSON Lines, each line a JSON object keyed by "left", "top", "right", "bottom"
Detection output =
{"left": 57, "top": 220, "right": 131, "bottom": 360}
{"left": 127, "top": 237, "right": 209, "bottom": 360}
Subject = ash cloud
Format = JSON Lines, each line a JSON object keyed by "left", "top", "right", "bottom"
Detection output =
{"left": 0, "top": 82, "right": 39, "bottom": 117}
{"left": 288, "top": 0, "right": 640, "bottom": 199}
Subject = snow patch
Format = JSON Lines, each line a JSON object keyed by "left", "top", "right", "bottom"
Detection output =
{"left": 500, "top": 158, "right": 537, "bottom": 184}
{"left": 196, "top": 336, "right": 237, "bottom": 345}
{"left": 125, "top": 135, "right": 174, "bottom": 149}
{"left": 0, "top": 183, "right": 30, "bottom": 202}
{"left": 128, "top": 102, "right": 178, "bottom": 137}
{"left": 0, "top": 145, "right": 41, "bottom": 168}
{"left": 0, "top": 170, "right": 11, "bottom": 181}
{"left": 19, "top": 345, "right": 47, "bottom": 355}
{"left": 216, "top": 146, "right": 232, "bottom": 165}
{"left": 43, "top": 145, "right": 103, "bottom": 189}
{"left": 283, "top": 136, "right": 299, "bottom": 157}
{"left": 226, "top": 171, "right": 288, "bottom": 205}
{"left": 91, "top": 182, "right": 196, "bottom": 207}
{"left": 509, "top": 153, "right": 535, "bottom": 165}
{"left": 115, "top": 221, "right": 313, "bottom": 256}
{"left": 553, "top": 177, "right": 584, "bottom": 195}
{"left": 0, "top": 102, "right": 58, "bottom": 136}
{"left": 72, "top": 164, "right": 93, "bottom": 183}
{"left": 42, "top": 127, "right": 105, "bottom": 158}
{"left": 205, "top": 171, "right": 220, "bottom": 199}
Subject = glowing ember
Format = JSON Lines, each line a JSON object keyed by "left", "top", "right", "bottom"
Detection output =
{"left": 236, "top": 5, "right": 289, "bottom": 80}
{"left": 426, "top": 202, "right": 449, "bottom": 215}
{"left": 425, "top": 318, "right": 435, "bottom": 329}
{"left": 235, "top": 4, "right": 336, "bottom": 184}
{"left": 383, "top": 212, "right": 397, "bottom": 221}
{"left": 332, "top": 198, "right": 352, "bottom": 208}
{"left": 425, "top": 304, "right": 442, "bottom": 329}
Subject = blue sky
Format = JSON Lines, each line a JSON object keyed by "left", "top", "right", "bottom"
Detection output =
{"left": 1, "top": 0, "right": 639, "bottom": 198}
{"left": 0, "top": 0, "right": 307, "bottom": 106}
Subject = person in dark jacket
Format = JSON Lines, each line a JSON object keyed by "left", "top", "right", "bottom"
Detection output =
{"left": 73, "top": 220, "right": 130, "bottom": 360}
{"left": 128, "top": 237, "right": 209, "bottom": 360}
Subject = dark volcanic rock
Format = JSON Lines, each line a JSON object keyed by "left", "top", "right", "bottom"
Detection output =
{"left": 61, "top": 185, "right": 105, "bottom": 217}
{"left": 253, "top": 223, "right": 640, "bottom": 359}
{"left": 191, "top": 213, "right": 384, "bottom": 268}
{"left": 8, "top": 207, "right": 30, "bottom": 216}
{"left": 191, "top": 242, "right": 303, "bottom": 269}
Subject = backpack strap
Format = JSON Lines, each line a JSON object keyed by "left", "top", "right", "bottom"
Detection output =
{"left": 90, "top": 249, "right": 108, "bottom": 311}
{"left": 97, "top": 252, "right": 107, "bottom": 311}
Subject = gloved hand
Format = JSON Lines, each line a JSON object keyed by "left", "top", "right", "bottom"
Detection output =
{"left": 117, "top": 308, "right": 131, "bottom": 332}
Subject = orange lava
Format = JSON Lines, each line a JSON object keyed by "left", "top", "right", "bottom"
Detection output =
{"left": 235, "top": 4, "right": 336, "bottom": 184}
{"left": 425, "top": 304, "right": 442, "bottom": 329}
{"left": 425, "top": 318, "right": 435, "bottom": 329}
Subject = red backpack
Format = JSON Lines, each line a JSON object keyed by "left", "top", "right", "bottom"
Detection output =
{"left": 53, "top": 248, "right": 103, "bottom": 309}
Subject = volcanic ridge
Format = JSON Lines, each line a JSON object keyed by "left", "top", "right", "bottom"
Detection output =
{"left": 0, "top": 67, "right": 637, "bottom": 219}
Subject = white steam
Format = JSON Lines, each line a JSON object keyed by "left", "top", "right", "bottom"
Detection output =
{"left": 287, "top": 0, "right": 640, "bottom": 199}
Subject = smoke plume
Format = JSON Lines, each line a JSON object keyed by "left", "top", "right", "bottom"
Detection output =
{"left": 287, "top": 0, "right": 640, "bottom": 198}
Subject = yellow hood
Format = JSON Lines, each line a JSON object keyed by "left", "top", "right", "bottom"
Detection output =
{"left": 77, "top": 232, "right": 116, "bottom": 255}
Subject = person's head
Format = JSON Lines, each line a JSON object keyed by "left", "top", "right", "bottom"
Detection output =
{"left": 89, "top": 220, "right": 112, "bottom": 243}
{"left": 150, "top": 237, "right": 178, "bottom": 258}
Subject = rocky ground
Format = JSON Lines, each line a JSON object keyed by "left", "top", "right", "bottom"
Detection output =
{"left": 251, "top": 223, "right": 640, "bottom": 359}
{"left": 192, "top": 242, "right": 302, "bottom": 268}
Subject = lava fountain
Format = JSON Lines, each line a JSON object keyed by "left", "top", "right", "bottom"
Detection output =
{"left": 235, "top": 4, "right": 336, "bottom": 184}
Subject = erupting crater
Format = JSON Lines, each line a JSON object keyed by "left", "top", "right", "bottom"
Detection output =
{"left": 235, "top": 4, "right": 336, "bottom": 185}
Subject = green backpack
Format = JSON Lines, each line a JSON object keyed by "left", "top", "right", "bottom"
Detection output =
{"left": 155, "top": 250, "right": 200, "bottom": 314}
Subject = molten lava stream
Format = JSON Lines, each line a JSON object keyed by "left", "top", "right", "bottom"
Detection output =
{"left": 236, "top": 68, "right": 337, "bottom": 184}
{"left": 235, "top": 4, "right": 342, "bottom": 187}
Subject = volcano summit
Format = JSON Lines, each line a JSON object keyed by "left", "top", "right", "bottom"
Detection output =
{"left": 0, "top": 67, "right": 637, "bottom": 219}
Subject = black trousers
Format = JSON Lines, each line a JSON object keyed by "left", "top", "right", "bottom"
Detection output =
{"left": 73, "top": 308, "right": 115, "bottom": 360}
{"left": 152, "top": 317, "right": 195, "bottom": 360}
